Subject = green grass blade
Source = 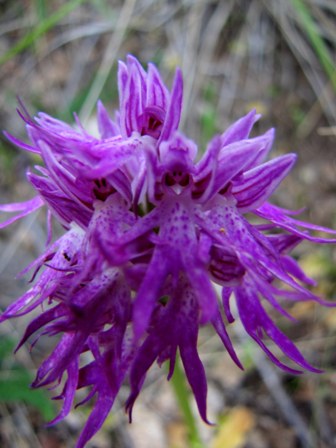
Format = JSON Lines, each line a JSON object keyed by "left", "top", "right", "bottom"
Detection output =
{"left": 290, "top": 0, "right": 336, "bottom": 92}
{"left": 35, "top": 0, "right": 47, "bottom": 20}
{"left": 0, "top": 0, "right": 87, "bottom": 65}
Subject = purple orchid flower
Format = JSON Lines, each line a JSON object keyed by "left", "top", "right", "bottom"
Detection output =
{"left": 1, "top": 56, "right": 335, "bottom": 447}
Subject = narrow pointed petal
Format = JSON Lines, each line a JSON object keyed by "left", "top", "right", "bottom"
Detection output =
{"left": 204, "top": 203, "right": 319, "bottom": 301}
{"left": 211, "top": 309, "right": 243, "bottom": 369}
{"left": 235, "top": 278, "right": 321, "bottom": 373}
{"left": 222, "top": 287, "right": 235, "bottom": 323}
{"left": 0, "top": 196, "right": 44, "bottom": 228}
{"left": 266, "top": 234, "right": 302, "bottom": 254}
{"left": 32, "top": 332, "right": 86, "bottom": 387}
{"left": 127, "top": 54, "right": 147, "bottom": 83}
{"left": 195, "top": 137, "right": 272, "bottom": 201}
{"left": 119, "top": 62, "right": 144, "bottom": 137}
{"left": 4, "top": 130, "right": 41, "bottom": 153}
{"left": 147, "top": 62, "right": 169, "bottom": 110}
{"left": 256, "top": 203, "right": 336, "bottom": 242}
{"left": 97, "top": 100, "right": 120, "bottom": 138}
{"left": 15, "top": 304, "right": 67, "bottom": 352}
{"left": 132, "top": 251, "right": 169, "bottom": 339}
{"left": 187, "top": 267, "right": 218, "bottom": 324}
{"left": 0, "top": 288, "right": 44, "bottom": 320}
{"left": 127, "top": 55, "right": 147, "bottom": 110}
{"left": 117, "top": 61, "right": 129, "bottom": 137}
{"left": 28, "top": 172, "right": 91, "bottom": 228}
{"left": 216, "top": 139, "right": 274, "bottom": 189}
{"left": 126, "top": 334, "right": 162, "bottom": 421}
{"left": 242, "top": 128, "right": 275, "bottom": 170}
{"left": 159, "top": 68, "right": 183, "bottom": 143}
{"left": 232, "top": 154, "right": 297, "bottom": 212}
{"left": 126, "top": 75, "right": 141, "bottom": 136}
{"left": 76, "top": 393, "right": 114, "bottom": 448}
{"left": 78, "top": 138, "right": 142, "bottom": 179}
{"left": 118, "top": 60, "right": 128, "bottom": 89}
{"left": 281, "top": 255, "right": 317, "bottom": 286}
{"left": 221, "top": 109, "right": 260, "bottom": 145}
{"left": 48, "top": 360, "right": 79, "bottom": 425}
{"left": 180, "top": 325, "right": 211, "bottom": 424}
{"left": 250, "top": 272, "right": 295, "bottom": 320}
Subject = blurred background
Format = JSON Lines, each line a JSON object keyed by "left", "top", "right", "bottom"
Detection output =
{"left": 0, "top": 0, "right": 336, "bottom": 447}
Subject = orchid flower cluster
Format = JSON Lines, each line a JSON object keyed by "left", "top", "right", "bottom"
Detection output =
{"left": 1, "top": 55, "right": 335, "bottom": 447}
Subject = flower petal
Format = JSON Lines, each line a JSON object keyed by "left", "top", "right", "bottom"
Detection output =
{"left": 235, "top": 277, "right": 321, "bottom": 373}
{"left": 256, "top": 203, "right": 336, "bottom": 242}
{"left": 232, "top": 154, "right": 296, "bottom": 212}
{"left": 159, "top": 68, "right": 183, "bottom": 143}
{"left": 221, "top": 109, "right": 260, "bottom": 145}
{"left": 211, "top": 308, "right": 243, "bottom": 369}
{"left": 97, "top": 100, "right": 120, "bottom": 138}
{"left": 180, "top": 322, "right": 211, "bottom": 424}
{"left": 76, "top": 392, "right": 114, "bottom": 448}
{"left": 147, "top": 62, "right": 169, "bottom": 110}
{"left": 48, "top": 360, "right": 79, "bottom": 425}
{"left": 0, "top": 196, "right": 44, "bottom": 228}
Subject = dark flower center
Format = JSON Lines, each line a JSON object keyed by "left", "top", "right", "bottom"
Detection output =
{"left": 164, "top": 170, "right": 190, "bottom": 187}
{"left": 93, "top": 178, "right": 116, "bottom": 201}
{"left": 162, "top": 166, "right": 191, "bottom": 197}
{"left": 139, "top": 106, "right": 165, "bottom": 139}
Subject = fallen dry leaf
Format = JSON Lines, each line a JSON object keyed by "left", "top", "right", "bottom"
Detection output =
{"left": 211, "top": 406, "right": 255, "bottom": 448}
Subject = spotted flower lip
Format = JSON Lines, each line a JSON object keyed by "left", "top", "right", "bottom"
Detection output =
{"left": 1, "top": 55, "right": 336, "bottom": 447}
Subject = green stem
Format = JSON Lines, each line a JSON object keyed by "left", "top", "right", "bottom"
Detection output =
{"left": 170, "top": 355, "right": 205, "bottom": 448}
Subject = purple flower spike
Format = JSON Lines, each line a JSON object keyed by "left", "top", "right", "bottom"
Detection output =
{"left": 1, "top": 55, "right": 335, "bottom": 447}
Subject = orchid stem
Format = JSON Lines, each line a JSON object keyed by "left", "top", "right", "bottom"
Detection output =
{"left": 170, "top": 354, "right": 205, "bottom": 448}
